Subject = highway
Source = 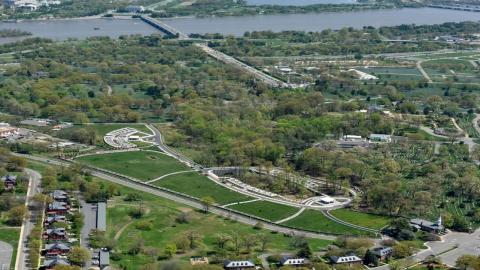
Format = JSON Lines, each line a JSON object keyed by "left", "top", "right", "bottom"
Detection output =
{"left": 195, "top": 43, "right": 289, "bottom": 88}
{"left": 15, "top": 168, "right": 42, "bottom": 270}
{"left": 138, "top": 16, "right": 292, "bottom": 88}
{"left": 16, "top": 154, "right": 338, "bottom": 241}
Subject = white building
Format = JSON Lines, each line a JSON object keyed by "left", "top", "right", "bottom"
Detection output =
{"left": 280, "top": 257, "right": 308, "bottom": 266}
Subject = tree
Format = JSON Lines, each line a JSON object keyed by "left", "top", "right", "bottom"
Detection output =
{"left": 364, "top": 249, "right": 379, "bottom": 267}
{"left": 53, "top": 265, "right": 81, "bottom": 270}
{"left": 200, "top": 196, "right": 215, "bottom": 213}
{"left": 393, "top": 243, "right": 412, "bottom": 259}
{"left": 296, "top": 242, "right": 312, "bottom": 259}
{"left": 214, "top": 233, "right": 231, "bottom": 250}
{"left": 6, "top": 205, "right": 27, "bottom": 226}
{"left": 184, "top": 231, "right": 200, "bottom": 249}
{"left": 164, "top": 243, "right": 177, "bottom": 258}
{"left": 456, "top": 255, "right": 480, "bottom": 270}
{"left": 67, "top": 247, "right": 91, "bottom": 266}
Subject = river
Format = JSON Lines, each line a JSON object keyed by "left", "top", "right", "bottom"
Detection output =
{"left": 0, "top": 7, "right": 478, "bottom": 42}
{"left": 0, "top": 18, "right": 159, "bottom": 44}
{"left": 163, "top": 8, "right": 480, "bottom": 36}
{"left": 246, "top": 0, "right": 356, "bottom": 5}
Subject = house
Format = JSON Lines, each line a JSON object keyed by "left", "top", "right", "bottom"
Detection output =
{"left": 369, "top": 134, "right": 392, "bottom": 143}
{"left": 42, "top": 256, "right": 70, "bottom": 270}
{"left": 44, "top": 228, "right": 67, "bottom": 241}
{"left": 44, "top": 215, "right": 66, "bottom": 226}
{"left": 223, "top": 260, "right": 255, "bottom": 270}
{"left": 280, "top": 256, "right": 308, "bottom": 267}
{"left": 190, "top": 256, "right": 209, "bottom": 266}
{"left": 51, "top": 190, "right": 68, "bottom": 202}
{"left": 410, "top": 217, "right": 445, "bottom": 235}
{"left": 44, "top": 243, "right": 70, "bottom": 257}
{"left": 47, "top": 201, "right": 69, "bottom": 215}
{"left": 1, "top": 175, "right": 17, "bottom": 190}
{"left": 330, "top": 255, "right": 363, "bottom": 266}
{"left": 371, "top": 246, "right": 393, "bottom": 260}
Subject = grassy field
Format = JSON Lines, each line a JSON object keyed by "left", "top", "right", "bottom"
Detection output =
{"left": 329, "top": 209, "right": 392, "bottom": 230}
{"left": 227, "top": 200, "right": 299, "bottom": 222}
{"left": 77, "top": 151, "right": 190, "bottom": 181}
{"left": 55, "top": 123, "right": 153, "bottom": 147}
{"left": 0, "top": 227, "right": 20, "bottom": 270}
{"left": 107, "top": 182, "right": 332, "bottom": 270}
{"left": 153, "top": 171, "right": 251, "bottom": 205}
{"left": 282, "top": 210, "right": 374, "bottom": 236}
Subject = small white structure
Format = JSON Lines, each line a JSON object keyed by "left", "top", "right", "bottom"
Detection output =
{"left": 223, "top": 260, "right": 255, "bottom": 269}
{"left": 320, "top": 196, "right": 335, "bottom": 204}
{"left": 280, "top": 257, "right": 308, "bottom": 266}
{"left": 348, "top": 69, "right": 378, "bottom": 80}
{"left": 369, "top": 134, "right": 392, "bottom": 143}
{"left": 330, "top": 255, "right": 363, "bottom": 265}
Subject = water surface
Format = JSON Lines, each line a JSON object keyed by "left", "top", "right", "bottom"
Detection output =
{"left": 247, "top": 0, "right": 356, "bottom": 5}
{"left": 0, "top": 18, "right": 159, "bottom": 43}
{"left": 164, "top": 8, "right": 480, "bottom": 36}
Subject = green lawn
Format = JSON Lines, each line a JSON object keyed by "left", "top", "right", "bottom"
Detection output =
{"left": 282, "top": 210, "right": 374, "bottom": 236}
{"left": 153, "top": 171, "right": 251, "bottom": 205}
{"left": 107, "top": 182, "right": 332, "bottom": 270}
{"left": 76, "top": 151, "right": 190, "bottom": 181}
{"left": 227, "top": 200, "right": 299, "bottom": 222}
{"left": 55, "top": 123, "right": 153, "bottom": 147}
{"left": 329, "top": 209, "right": 392, "bottom": 230}
{"left": 0, "top": 227, "right": 20, "bottom": 270}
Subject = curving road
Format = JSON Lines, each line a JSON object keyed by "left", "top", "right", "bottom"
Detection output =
{"left": 16, "top": 154, "right": 338, "bottom": 241}
{"left": 15, "top": 168, "right": 42, "bottom": 270}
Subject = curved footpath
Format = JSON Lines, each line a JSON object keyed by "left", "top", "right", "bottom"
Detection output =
{"left": 17, "top": 154, "right": 338, "bottom": 241}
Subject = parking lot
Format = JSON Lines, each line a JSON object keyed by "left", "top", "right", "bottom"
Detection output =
{"left": 0, "top": 241, "right": 13, "bottom": 270}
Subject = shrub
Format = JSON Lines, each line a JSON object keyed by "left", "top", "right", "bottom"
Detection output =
{"left": 136, "top": 220, "right": 154, "bottom": 231}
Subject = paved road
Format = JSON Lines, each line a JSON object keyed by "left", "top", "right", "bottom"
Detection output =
{"left": 80, "top": 200, "right": 98, "bottom": 270}
{"left": 0, "top": 241, "right": 13, "bottom": 270}
{"left": 15, "top": 168, "right": 42, "bottom": 270}
{"left": 372, "top": 229, "right": 480, "bottom": 270}
{"left": 146, "top": 124, "right": 201, "bottom": 169}
{"left": 16, "top": 154, "right": 338, "bottom": 241}
{"left": 416, "top": 60, "right": 433, "bottom": 83}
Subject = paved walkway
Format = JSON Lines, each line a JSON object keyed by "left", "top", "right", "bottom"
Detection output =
{"left": 222, "top": 198, "right": 261, "bottom": 208}
{"left": 416, "top": 61, "right": 433, "bottom": 83}
{"left": 145, "top": 170, "right": 195, "bottom": 184}
{"left": 17, "top": 154, "right": 339, "bottom": 241}
{"left": 15, "top": 168, "right": 42, "bottom": 270}
{"left": 0, "top": 241, "right": 13, "bottom": 270}
{"left": 275, "top": 208, "right": 306, "bottom": 224}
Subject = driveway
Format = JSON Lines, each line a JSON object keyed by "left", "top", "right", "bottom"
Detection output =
{"left": 427, "top": 229, "right": 480, "bottom": 267}
{"left": 0, "top": 241, "right": 13, "bottom": 270}
{"left": 80, "top": 200, "right": 98, "bottom": 269}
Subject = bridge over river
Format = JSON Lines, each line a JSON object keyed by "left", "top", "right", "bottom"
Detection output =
{"left": 139, "top": 15, "right": 295, "bottom": 88}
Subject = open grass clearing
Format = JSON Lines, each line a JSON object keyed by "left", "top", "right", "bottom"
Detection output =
{"left": 106, "top": 182, "right": 332, "bottom": 270}
{"left": 227, "top": 200, "right": 299, "bottom": 222}
{"left": 329, "top": 209, "right": 392, "bottom": 230}
{"left": 282, "top": 209, "right": 374, "bottom": 236}
{"left": 77, "top": 151, "right": 190, "bottom": 181}
{"left": 153, "top": 171, "right": 251, "bottom": 205}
